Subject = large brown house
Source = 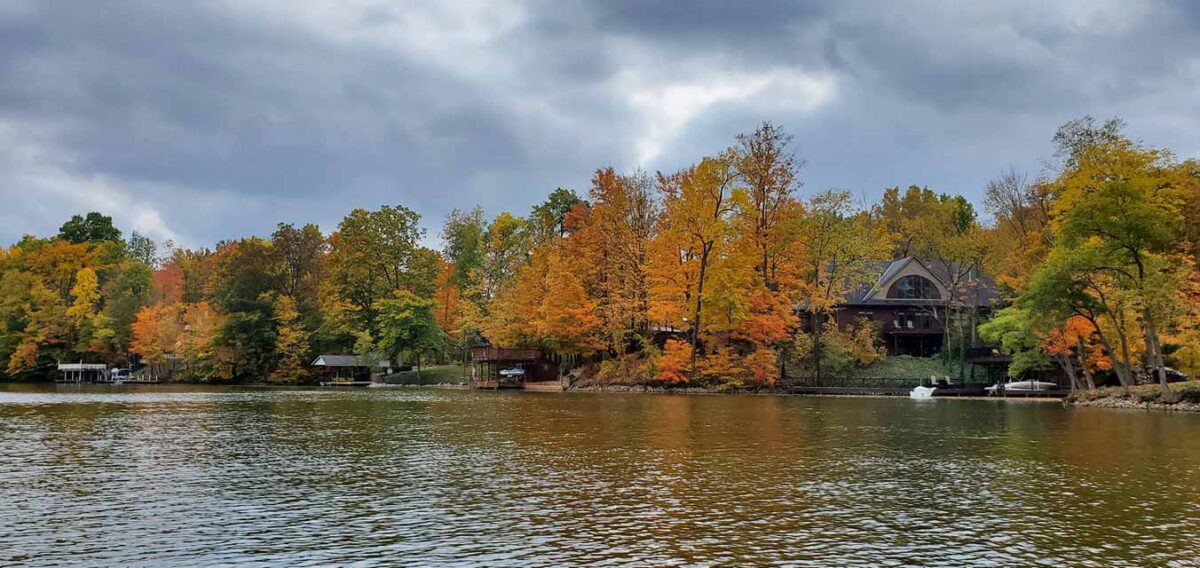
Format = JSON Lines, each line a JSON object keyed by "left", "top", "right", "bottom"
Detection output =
{"left": 831, "top": 257, "right": 1000, "bottom": 357}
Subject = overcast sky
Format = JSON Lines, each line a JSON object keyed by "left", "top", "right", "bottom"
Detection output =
{"left": 1, "top": 0, "right": 1198, "bottom": 249}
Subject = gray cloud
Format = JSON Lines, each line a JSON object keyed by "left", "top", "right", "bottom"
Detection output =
{"left": 1, "top": 0, "right": 1197, "bottom": 247}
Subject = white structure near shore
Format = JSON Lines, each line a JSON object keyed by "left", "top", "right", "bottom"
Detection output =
{"left": 57, "top": 363, "right": 108, "bottom": 383}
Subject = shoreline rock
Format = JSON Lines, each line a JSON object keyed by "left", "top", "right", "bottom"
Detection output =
{"left": 1066, "top": 397, "right": 1200, "bottom": 412}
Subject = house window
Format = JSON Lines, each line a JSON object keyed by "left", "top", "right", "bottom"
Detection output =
{"left": 887, "top": 275, "right": 942, "bottom": 299}
{"left": 896, "top": 312, "right": 935, "bottom": 330}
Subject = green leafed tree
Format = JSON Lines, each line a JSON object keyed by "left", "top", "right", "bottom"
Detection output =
{"left": 127, "top": 231, "right": 158, "bottom": 266}
{"left": 529, "top": 187, "right": 585, "bottom": 244}
{"left": 978, "top": 306, "right": 1051, "bottom": 378}
{"left": 375, "top": 290, "right": 446, "bottom": 377}
{"left": 59, "top": 212, "right": 123, "bottom": 245}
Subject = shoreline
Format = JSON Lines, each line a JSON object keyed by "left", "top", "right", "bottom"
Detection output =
{"left": 1065, "top": 382, "right": 1200, "bottom": 413}
{"left": 16, "top": 380, "right": 1200, "bottom": 412}
{"left": 1069, "top": 397, "right": 1200, "bottom": 412}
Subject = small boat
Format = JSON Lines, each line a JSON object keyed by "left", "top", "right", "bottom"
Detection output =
{"left": 499, "top": 368, "right": 525, "bottom": 377}
{"left": 909, "top": 385, "right": 936, "bottom": 399}
{"left": 986, "top": 380, "right": 1058, "bottom": 394}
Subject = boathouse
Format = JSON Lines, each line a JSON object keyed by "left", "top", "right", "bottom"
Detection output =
{"left": 311, "top": 355, "right": 392, "bottom": 382}
{"left": 469, "top": 348, "right": 561, "bottom": 390}
{"left": 57, "top": 363, "right": 108, "bottom": 383}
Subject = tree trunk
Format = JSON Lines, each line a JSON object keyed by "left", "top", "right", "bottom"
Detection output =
{"left": 811, "top": 311, "right": 823, "bottom": 386}
{"left": 1074, "top": 335, "right": 1096, "bottom": 390}
{"left": 1094, "top": 328, "right": 1132, "bottom": 387}
{"left": 690, "top": 248, "right": 710, "bottom": 381}
{"left": 1059, "top": 353, "right": 1079, "bottom": 393}
{"left": 1143, "top": 307, "right": 1172, "bottom": 400}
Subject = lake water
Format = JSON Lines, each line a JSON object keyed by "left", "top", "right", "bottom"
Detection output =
{"left": 2, "top": 384, "right": 1199, "bottom": 566}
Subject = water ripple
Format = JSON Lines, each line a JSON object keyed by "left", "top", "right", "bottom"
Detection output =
{"left": 1, "top": 385, "right": 1199, "bottom": 566}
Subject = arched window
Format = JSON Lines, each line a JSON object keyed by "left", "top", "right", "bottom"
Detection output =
{"left": 887, "top": 275, "right": 941, "bottom": 299}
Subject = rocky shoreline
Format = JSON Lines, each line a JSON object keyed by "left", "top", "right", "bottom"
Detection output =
{"left": 1066, "top": 382, "right": 1200, "bottom": 412}
{"left": 1067, "top": 397, "right": 1200, "bottom": 412}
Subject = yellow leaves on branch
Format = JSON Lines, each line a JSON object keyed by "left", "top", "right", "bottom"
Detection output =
{"left": 66, "top": 268, "right": 100, "bottom": 323}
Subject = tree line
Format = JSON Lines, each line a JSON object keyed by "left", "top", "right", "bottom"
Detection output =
{"left": 1, "top": 119, "right": 1197, "bottom": 392}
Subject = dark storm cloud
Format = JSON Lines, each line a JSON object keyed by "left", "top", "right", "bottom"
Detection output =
{"left": 0, "top": 0, "right": 1197, "bottom": 247}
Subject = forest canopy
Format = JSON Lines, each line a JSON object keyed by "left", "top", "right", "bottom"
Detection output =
{"left": 2, "top": 118, "right": 1197, "bottom": 395}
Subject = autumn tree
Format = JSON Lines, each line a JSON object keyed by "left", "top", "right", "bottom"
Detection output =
{"left": 733, "top": 121, "right": 802, "bottom": 289}
{"left": 792, "top": 189, "right": 883, "bottom": 382}
{"left": 1052, "top": 131, "right": 1188, "bottom": 397}
{"left": 131, "top": 304, "right": 181, "bottom": 364}
{"left": 1, "top": 272, "right": 69, "bottom": 376}
{"left": 656, "top": 154, "right": 743, "bottom": 379}
{"left": 569, "top": 169, "right": 657, "bottom": 352}
{"left": 269, "top": 294, "right": 309, "bottom": 383}
{"left": 469, "top": 211, "right": 531, "bottom": 321}
{"left": 983, "top": 168, "right": 1054, "bottom": 291}
{"left": 1022, "top": 245, "right": 1141, "bottom": 387}
{"left": 1167, "top": 271, "right": 1200, "bottom": 378}
{"left": 873, "top": 185, "right": 976, "bottom": 259}
{"left": 538, "top": 248, "right": 604, "bottom": 355}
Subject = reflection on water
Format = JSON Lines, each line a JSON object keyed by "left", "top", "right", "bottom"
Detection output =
{"left": 2, "top": 384, "right": 1199, "bottom": 566}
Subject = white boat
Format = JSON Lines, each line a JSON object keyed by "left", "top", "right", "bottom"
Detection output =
{"left": 499, "top": 368, "right": 525, "bottom": 377}
{"left": 986, "top": 380, "right": 1058, "bottom": 394}
{"left": 909, "top": 386, "right": 936, "bottom": 399}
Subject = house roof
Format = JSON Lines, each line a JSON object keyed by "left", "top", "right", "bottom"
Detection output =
{"left": 58, "top": 363, "right": 107, "bottom": 371}
{"left": 837, "top": 257, "right": 999, "bottom": 308}
{"left": 311, "top": 355, "right": 391, "bottom": 368}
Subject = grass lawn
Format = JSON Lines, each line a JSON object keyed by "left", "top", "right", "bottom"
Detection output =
{"left": 852, "top": 356, "right": 976, "bottom": 381}
{"left": 383, "top": 364, "right": 468, "bottom": 385}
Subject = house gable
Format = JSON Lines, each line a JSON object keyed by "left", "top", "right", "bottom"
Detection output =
{"left": 862, "top": 257, "right": 949, "bottom": 302}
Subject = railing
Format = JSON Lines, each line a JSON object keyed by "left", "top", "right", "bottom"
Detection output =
{"left": 470, "top": 348, "right": 542, "bottom": 362}
{"left": 964, "top": 346, "right": 1010, "bottom": 362}
{"left": 782, "top": 376, "right": 925, "bottom": 389}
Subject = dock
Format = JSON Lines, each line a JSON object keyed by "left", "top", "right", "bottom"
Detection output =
{"left": 782, "top": 381, "right": 1070, "bottom": 398}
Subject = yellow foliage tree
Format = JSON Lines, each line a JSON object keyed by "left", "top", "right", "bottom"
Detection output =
{"left": 270, "top": 295, "right": 309, "bottom": 383}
